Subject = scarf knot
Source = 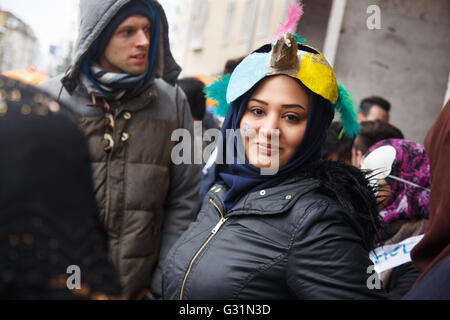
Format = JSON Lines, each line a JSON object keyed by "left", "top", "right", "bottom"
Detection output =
{"left": 88, "top": 62, "right": 146, "bottom": 100}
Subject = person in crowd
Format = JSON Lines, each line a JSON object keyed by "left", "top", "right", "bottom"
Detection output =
{"left": 404, "top": 100, "right": 450, "bottom": 299}
{"left": 352, "top": 120, "right": 404, "bottom": 168}
{"left": 178, "top": 77, "right": 217, "bottom": 165}
{"left": 0, "top": 76, "right": 121, "bottom": 299}
{"left": 322, "top": 121, "right": 354, "bottom": 164}
{"left": 202, "top": 108, "right": 221, "bottom": 131}
{"left": 357, "top": 96, "right": 391, "bottom": 123}
{"left": 178, "top": 77, "right": 207, "bottom": 122}
{"left": 361, "top": 138, "right": 430, "bottom": 299}
{"left": 223, "top": 56, "right": 245, "bottom": 76}
{"left": 38, "top": 0, "right": 201, "bottom": 299}
{"left": 161, "top": 33, "right": 387, "bottom": 299}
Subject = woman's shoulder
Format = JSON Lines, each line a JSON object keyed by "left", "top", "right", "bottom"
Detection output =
{"left": 288, "top": 160, "right": 375, "bottom": 204}
{"left": 287, "top": 160, "right": 381, "bottom": 251}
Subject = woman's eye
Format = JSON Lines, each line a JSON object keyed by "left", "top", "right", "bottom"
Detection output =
{"left": 283, "top": 114, "right": 300, "bottom": 122}
{"left": 250, "top": 108, "right": 264, "bottom": 116}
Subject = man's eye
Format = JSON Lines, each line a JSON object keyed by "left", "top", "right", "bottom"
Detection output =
{"left": 121, "top": 29, "right": 134, "bottom": 35}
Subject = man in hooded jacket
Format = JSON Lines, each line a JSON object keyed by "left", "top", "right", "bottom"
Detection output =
{"left": 38, "top": 0, "right": 201, "bottom": 299}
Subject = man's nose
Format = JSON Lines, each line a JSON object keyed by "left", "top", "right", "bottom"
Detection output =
{"left": 136, "top": 30, "right": 150, "bottom": 47}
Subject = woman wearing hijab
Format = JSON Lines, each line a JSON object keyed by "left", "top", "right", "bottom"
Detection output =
{"left": 403, "top": 100, "right": 450, "bottom": 299}
{"left": 161, "top": 34, "right": 386, "bottom": 300}
{"left": 361, "top": 139, "right": 431, "bottom": 299}
{"left": 0, "top": 76, "right": 121, "bottom": 299}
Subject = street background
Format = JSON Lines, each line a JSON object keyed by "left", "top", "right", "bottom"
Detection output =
{"left": 0, "top": 0, "right": 449, "bottom": 144}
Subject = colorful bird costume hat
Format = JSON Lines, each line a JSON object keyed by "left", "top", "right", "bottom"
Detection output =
{"left": 205, "top": 1, "right": 360, "bottom": 138}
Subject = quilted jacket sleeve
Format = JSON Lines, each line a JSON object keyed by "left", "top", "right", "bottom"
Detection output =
{"left": 286, "top": 200, "right": 388, "bottom": 299}
{"left": 150, "top": 86, "right": 201, "bottom": 297}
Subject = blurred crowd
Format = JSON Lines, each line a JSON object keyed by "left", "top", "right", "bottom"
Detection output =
{"left": 0, "top": 0, "right": 448, "bottom": 301}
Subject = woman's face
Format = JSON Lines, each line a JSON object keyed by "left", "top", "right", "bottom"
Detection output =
{"left": 239, "top": 75, "right": 309, "bottom": 169}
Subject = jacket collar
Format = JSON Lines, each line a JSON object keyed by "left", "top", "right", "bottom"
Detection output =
{"left": 207, "top": 177, "right": 320, "bottom": 218}
{"left": 78, "top": 74, "right": 157, "bottom": 113}
{"left": 110, "top": 81, "right": 157, "bottom": 113}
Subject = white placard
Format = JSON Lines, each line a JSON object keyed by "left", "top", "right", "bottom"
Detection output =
{"left": 370, "top": 234, "right": 424, "bottom": 274}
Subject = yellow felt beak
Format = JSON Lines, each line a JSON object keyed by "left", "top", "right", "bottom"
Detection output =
{"left": 296, "top": 48, "right": 338, "bottom": 104}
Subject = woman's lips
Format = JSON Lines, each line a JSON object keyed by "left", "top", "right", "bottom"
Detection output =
{"left": 256, "top": 143, "right": 280, "bottom": 155}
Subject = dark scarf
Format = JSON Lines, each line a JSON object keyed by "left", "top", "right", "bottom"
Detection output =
{"left": 212, "top": 85, "right": 334, "bottom": 211}
{"left": 88, "top": 62, "right": 148, "bottom": 100}
{"left": 82, "top": 0, "right": 159, "bottom": 100}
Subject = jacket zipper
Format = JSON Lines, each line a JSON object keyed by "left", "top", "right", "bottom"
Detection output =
{"left": 179, "top": 198, "right": 228, "bottom": 300}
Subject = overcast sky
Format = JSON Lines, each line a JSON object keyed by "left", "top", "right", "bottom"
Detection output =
{"left": 0, "top": 0, "right": 79, "bottom": 50}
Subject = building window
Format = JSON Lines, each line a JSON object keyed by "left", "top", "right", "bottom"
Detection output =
{"left": 239, "top": 0, "right": 258, "bottom": 42}
{"left": 257, "top": 0, "right": 274, "bottom": 38}
{"left": 189, "top": 0, "right": 210, "bottom": 51}
{"left": 6, "top": 16, "right": 20, "bottom": 30}
{"left": 282, "top": 0, "right": 293, "bottom": 21}
{"left": 222, "top": 0, "right": 236, "bottom": 47}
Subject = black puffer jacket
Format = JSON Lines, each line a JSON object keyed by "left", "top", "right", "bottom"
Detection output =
{"left": 162, "top": 161, "right": 387, "bottom": 300}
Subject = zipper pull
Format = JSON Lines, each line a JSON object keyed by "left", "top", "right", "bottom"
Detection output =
{"left": 211, "top": 217, "right": 226, "bottom": 234}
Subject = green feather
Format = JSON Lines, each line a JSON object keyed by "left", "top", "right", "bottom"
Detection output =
{"left": 203, "top": 74, "right": 232, "bottom": 117}
{"left": 292, "top": 33, "right": 306, "bottom": 44}
{"left": 333, "top": 82, "right": 360, "bottom": 138}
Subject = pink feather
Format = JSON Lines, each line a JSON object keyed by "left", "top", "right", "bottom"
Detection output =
{"left": 271, "top": 1, "right": 304, "bottom": 42}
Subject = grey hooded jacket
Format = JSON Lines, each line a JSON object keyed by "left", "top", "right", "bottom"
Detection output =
{"left": 38, "top": 0, "right": 201, "bottom": 298}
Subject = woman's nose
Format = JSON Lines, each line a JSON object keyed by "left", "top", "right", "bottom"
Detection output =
{"left": 259, "top": 114, "right": 279, "bottom": 137}
{"left": 259, "top": 116, "right": 280, "bottom": 143}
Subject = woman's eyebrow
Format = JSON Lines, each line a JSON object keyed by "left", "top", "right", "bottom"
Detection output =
{"left": 248, "top": 98, "right": 268, "bottom": 105}
{"left": 281, "top": 104, "right": 305, "bottom": 110}
{"left": 249, "top": 99, "right": 305, "bottom": 110}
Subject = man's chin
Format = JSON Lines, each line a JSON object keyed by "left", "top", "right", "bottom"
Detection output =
{"left": 126, "top": 63, "right": 148, "bottom": 75}
{"left": 128, "top": 68, "right": 147, "bottom": 75}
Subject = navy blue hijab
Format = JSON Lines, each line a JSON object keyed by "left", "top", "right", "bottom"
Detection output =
{"left": 208, "top": 77, "right": 334, "bottom": 211}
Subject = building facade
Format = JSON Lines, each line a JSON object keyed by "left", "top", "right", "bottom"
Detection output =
{"left": 174, "top": 0, "right": 292, "bottom": 77}
{"left": 0, "top": 10, "right": 39, "bottom": 72}
{"left": 330, "top": 0, "right": 449, "bottom": 144}
{"left": 171, "top": 0, "right": 449, "bottom": 144}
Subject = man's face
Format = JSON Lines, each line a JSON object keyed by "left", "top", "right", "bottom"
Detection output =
{"left": 365, "top": 104, "right": 389, "bottom": 122}
{"left": 100, "top": 15, "right": 151, "bottom": 75}
{"left": 351, "top": 137, "right": 364, "bottom": 168}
